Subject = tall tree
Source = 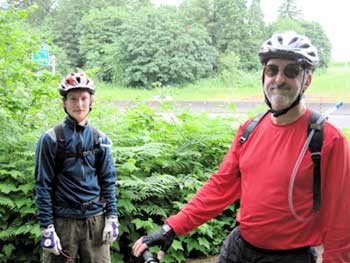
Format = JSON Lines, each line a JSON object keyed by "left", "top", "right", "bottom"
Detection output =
{"left": 267, "top": 17, "right": 304, "bottom": 36}
{"left": 179, "top": 0, "right": 216, "bottom": 44}
{"left": 277, "top": 0, "right": 303, "bottom": 21}
{"left": 128, "top": 0, "right": 151, "bottom": 9}
{"left": 47, "top": 0, "right": 93, "bottom": 68}
{"left": 242, "top": 0, "right": 266, "bottom": 70}
{"left": 300, "top": 21, "right": 331, "bottom": 68}
{"left": 118, "top": 6, "right": 217, "bottom": 86}
{"left": 214, "top": 0, "right": 248, "bottom": 53}
{"left": 79, "top": 7, "right": 127, "bottom": 81}
{"left": 3, "top": 0, "right": 57, "bottom": 26}
{"left": 180, "top": 0, "right": 265, "bottom": 70}
{"left": 179, "top": 0, "right": 249, "bottom": 54}
{"left": 47, "top": 0, "right": 128, "bottom": 69}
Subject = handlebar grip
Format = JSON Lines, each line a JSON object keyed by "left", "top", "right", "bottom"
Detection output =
{"left": 142, "top": 250, "right": 158, "bottom": 263}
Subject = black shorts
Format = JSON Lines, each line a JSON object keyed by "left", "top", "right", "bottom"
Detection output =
{"left": 216, "top": 226, "right": 315, "bottom": 263}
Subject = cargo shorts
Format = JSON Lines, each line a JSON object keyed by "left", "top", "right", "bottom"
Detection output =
{"left": 42, "top": 214, "right": 111, "bottom": 263}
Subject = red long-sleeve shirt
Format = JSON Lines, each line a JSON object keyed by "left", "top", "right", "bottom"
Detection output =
{"left": 166, "top": 109, "right": 350, "bottom": 262}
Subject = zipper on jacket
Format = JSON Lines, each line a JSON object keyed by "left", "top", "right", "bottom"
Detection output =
{"left": 79, "top": 129, "right": 85, "bottom": 180}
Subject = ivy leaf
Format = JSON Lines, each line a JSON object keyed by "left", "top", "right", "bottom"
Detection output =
{"left": 171, "top": 239, "right": 184, "bottom": 251}
{"left": 2, "top": 243, "right": 15, "bottom": 257}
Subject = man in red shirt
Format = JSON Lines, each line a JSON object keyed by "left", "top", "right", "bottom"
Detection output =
{"left": 133, "top": 31, "right": 350, "bottom": 263}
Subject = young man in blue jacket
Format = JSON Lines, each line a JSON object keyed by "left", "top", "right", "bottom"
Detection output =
{"left": 34, "top": 72, "right": 118, "bottom": 262}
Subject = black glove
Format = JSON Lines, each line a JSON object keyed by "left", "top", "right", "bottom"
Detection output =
{"left": 142, "top": 224, "right": 175, "bottom": 252}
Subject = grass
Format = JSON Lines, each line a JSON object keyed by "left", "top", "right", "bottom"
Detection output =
{"left": 95, "top": 62, "right": 350, "bottom": 103}
{"left": 307, "top": 63, "right": 350, "bottom": 102}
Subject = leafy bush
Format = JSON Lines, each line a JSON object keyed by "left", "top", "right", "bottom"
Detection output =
{"left": 118, "top": 7, "right": 218, "bottom": 87}
{"left": 342, "top": 128, "right": 349, "bottom": 141}
{"left": 0, "top": 8, "right": 60, "bottom": 262}
{"left": 91, "top": 102, "right": 238, "bottom": 262}
{"left": 79, "top": 7, "right": 127, "bottom": 82}
{"left": 2, "top": 79, "right": 348, "bottom": 262}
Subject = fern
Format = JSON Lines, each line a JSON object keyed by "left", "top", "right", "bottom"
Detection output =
{"left": 1, "top": 97, "right": 239, "bottom": 262}
{"left": 0, "top": 183, "right": 17, "bottom": 194}
{"left": 0, "top": 197, "right": 15, "bottom": 208}
{"left": 0, "top": 228, "right": 13, "bottom": 240}
{"left": 18, "top": 183, "right": 34, "bottom": 195}
{"left": 1, "top": 244, "right": 15, "bottom": 258}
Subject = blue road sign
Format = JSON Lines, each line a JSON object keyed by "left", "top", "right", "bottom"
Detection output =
{"left": 33, "top": 44, "right": 50, "bottom": 66}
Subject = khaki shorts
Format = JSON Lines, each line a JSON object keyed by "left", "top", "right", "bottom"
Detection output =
{"left": 42, "top": 214, "right": 111, "bottom": 263}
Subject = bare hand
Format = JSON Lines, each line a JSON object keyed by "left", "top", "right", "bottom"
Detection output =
{"left": 132, "top": 237, "right": 148, "bottom": 257}
{"left": 132, "top": 237, "right": 166, "bottom": 260}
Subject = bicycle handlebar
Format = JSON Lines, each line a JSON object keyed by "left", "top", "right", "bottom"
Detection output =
{"left": 142, "top": 250, "right": 158, "bottom": 263}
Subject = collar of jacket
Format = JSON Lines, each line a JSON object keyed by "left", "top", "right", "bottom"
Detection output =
{"left": 64, "top": 115, "right": 89, "bottom": 131}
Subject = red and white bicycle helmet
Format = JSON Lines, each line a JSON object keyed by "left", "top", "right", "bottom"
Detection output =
{"left": 259, "top": 31, "right": 319, "bottom": 69}
{"left": 59, "top": 72, "right": 95, "bottom": 96}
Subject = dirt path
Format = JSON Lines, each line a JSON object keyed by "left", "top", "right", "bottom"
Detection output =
{"left": 186, "top": 256, "right": 217, "bottom": 263}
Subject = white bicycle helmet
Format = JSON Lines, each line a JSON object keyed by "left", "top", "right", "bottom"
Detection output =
{"left": 259, "top": 31, "right": 319, "bottom": 69}
{"left": 59, "top": 72, "right": 95, "bottom": 96}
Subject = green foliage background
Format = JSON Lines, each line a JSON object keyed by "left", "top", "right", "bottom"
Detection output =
{"left": 15, "top": 0, "right": 333, "bottom": 88}
{"left": 92, "top": 103, "right": 238, "bottom": 262}
{"left": 0, "top": 8, "right": 60, "bottom": 262}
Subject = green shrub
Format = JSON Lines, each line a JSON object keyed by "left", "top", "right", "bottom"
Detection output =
{"left": 118, "top": 7, "right": 217, "bottom": 87}
{"left": 0, "top": 8, "right": 60, "bottom": 262}
{"left": 91, "top": 102, "right": 238, "bottom": 262}
{"left": 342, "top": 128, "right": 349, "bottom": 141}
{"left": 6, "top": 89, "right": 349, "bottom": 262}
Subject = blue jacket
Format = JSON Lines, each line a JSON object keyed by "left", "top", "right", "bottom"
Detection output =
{"left": 34, "top": 116, "right": 117, "bottom": 228}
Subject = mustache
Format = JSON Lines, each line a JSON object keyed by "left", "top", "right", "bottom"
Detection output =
{"left": 271, "top": 83, "right": 290, "bottom": 90}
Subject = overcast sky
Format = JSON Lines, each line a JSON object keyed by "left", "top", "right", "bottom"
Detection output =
{"left": 152, "top": 0, "right": 350, "bottom": 62}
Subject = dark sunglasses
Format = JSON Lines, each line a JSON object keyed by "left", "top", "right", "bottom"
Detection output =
{"left": 264, "top": 64, "right": 303, "bottom": 79}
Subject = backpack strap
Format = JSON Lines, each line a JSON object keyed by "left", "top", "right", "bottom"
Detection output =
{"left": 53, "top": 123, "right": 65, "bottom": 171}
{"left": 91, "top": 127, "right": 103, "bottom": 171}
{"left": 237, "top": 111, "right": 269, "bottom": 177}
{"left": 308, "top": 110, "right": 325, "bottom": 211}
{"left": 239, "top": 111, "right": 269, "bottom": 145}
{"left": 53, "top": 123, "right": 103, "bottom": 172}
{"left": 239, "top": 110, "right": 325, "bottom": 211}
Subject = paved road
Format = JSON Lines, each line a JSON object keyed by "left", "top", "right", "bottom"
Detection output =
{"left": 113, "top": 100, "right": 350, "bottom": 128}
{"left": 327, "top": 115, "right": 350, "bottom": 129}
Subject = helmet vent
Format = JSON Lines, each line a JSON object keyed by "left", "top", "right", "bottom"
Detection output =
{"left": 300, "top": 43, "right": 310, "bottom": 49}
{"left": 308, "top": 52, "right": 316, "bottom": 57}
{"left": 277, "top": 36, "right": 283, "bottom": 44}
{"left": 289, "top": 37, "right": 299, "bottom": 45}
